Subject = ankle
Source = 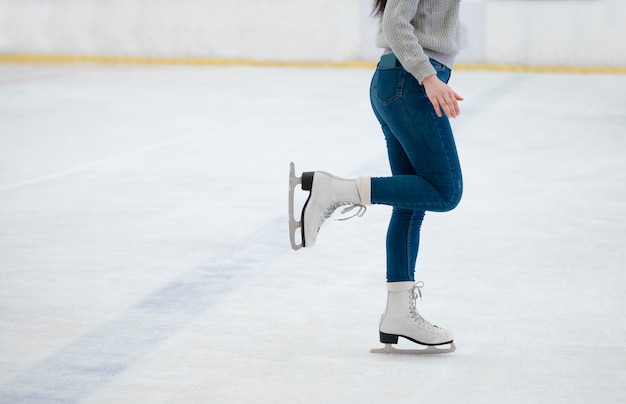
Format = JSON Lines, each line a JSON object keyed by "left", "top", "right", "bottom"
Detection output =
{"left": 386, "top": 281, "right": 414, "bottom": 292}
{"left": 356, "top": 176, "right": 371, "bottom": 206}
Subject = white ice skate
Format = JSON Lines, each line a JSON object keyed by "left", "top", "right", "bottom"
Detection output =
{"left": 371, "top": 282, "right": 456, "bottom": 355}
{"left": 288, "top": 162, "right": 369, "bottom": 250}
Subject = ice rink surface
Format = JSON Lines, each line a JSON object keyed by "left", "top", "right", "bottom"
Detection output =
{"left": 1, "top": 63, "right": 625, "bottom": 403}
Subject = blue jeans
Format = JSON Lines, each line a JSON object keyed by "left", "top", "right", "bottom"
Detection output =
{"left": 369, "top": 55, "right": 463, "bottom": 283}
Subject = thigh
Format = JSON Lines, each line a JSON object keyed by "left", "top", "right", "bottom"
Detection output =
{"left": 380, "top": 123, "right": 416, "bottom": 176}
{"left": 370, "top": 60, "right": 461, "bottom": 189}
{"left": 379, "top": 73, "right": 460, "bottom": 188}
{"left": 370, "top": 66, "right": 416, "bottom": 177}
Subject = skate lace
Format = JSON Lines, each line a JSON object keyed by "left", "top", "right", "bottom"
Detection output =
{"left": 408, "top": 282, "right": 438, "bottom": 331}
{"left": 324, "top": 202, "right": 367, "bottom": 222}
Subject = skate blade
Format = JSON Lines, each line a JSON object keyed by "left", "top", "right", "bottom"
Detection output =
{"left": 288, "top": 162, "right": 303, "bottom": 250}
{"left": 370, "top": 342, "right": 456, "bottom": 355}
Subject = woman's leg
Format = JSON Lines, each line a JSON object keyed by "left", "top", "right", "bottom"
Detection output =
{"left": 370, "top": 58, "right": 463, "bottom": 282}
{"left": 369, "top": 59, "right": 463, "bottom": 212}
{"left": 368, "top": 58, "right": 460, "bottom": 349}
{"left": 385, "top": 208, "right": 425, "bottom": 282}
{"left": 377, "top": 121, "right": 425, "bottom": 282}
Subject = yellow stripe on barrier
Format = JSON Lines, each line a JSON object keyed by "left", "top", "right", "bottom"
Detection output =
{"left": 454, "top": 63, "right": 626, "bottom": 75}
{"left": 0, "top": 54, "right": 376, "bottom": 69}
{"left": 1, "top": 54, "right": 625, "bottom": 74}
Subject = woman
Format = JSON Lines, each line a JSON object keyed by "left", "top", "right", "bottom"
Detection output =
{"left": 289, "top": 0, "right": 463, "bottom": 353}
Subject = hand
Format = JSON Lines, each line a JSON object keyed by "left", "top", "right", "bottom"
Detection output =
{"left": 422, "top": 74, "right": 463, "bottom": 118}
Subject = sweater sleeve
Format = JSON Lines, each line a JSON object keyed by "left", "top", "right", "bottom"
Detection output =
{"left": 381, "top": 0, "right": 436, "bottom": 84}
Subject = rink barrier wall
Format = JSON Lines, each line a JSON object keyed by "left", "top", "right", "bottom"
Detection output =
{"left": 1, "top": 0, "right": 625, "bottom": 70}
{"left": 1, "top": 54, "right": 625, "bottom": 75}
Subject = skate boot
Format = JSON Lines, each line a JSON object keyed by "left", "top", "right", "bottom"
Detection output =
{"left": 288, "top": 162, "right": 370, "bottom": 250}
{"left": 371, "top": 281, "right": 456, "bottom": 354}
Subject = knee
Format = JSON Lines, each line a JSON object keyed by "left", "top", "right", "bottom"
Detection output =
{"left": 439, "top": 181, "right": 463, "bottom": 212}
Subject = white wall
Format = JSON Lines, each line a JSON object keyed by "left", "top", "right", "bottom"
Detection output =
{"left": 482, "top": 0, "right": 626, "bottom": 67}
{"left": 0, "top": 0, "right": 374, "bottom": 62}
{"left": 0, "top": 0, "right": 624, "bottom": 67}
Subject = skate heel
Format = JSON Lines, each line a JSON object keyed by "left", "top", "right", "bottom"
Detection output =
{"left": 379, "top": 332, "right": 399, "bottom": 344}
{"left": 288, "top": 162, "right": 305, "bottom": 250}
{"left": 301, "top": 172, "right": 315, "bottom": 191}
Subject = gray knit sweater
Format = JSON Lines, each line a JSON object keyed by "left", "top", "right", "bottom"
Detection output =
{"left": 376, "top": 0, "right": 461, "bottom": 83}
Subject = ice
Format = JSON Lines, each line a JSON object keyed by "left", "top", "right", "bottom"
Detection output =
{"left": 1, "top": 63, "right": 625, "bottom": 403}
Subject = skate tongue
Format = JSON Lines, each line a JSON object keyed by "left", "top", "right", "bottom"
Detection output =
{"left": 411, "top": 281, "right": 425, "bottom": 301}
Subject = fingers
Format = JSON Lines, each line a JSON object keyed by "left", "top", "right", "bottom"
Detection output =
{"left": 438, "top": 96, "right": 460, "bottom": 118}
{"left": 423, "top": 75, "right": 463, "bottom": 118}
{"left": 433, "top": 100, "right": 443, "bottom": 118}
